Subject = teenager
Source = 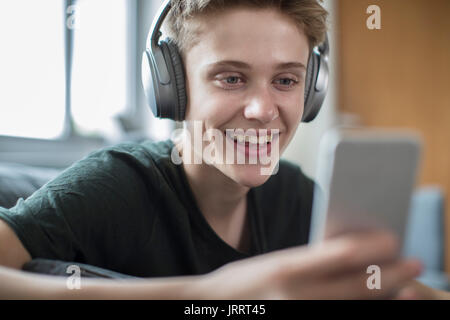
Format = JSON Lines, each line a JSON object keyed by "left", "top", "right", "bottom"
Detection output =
{"left": 0, "top": 0, "right": 430, "bottom": 299}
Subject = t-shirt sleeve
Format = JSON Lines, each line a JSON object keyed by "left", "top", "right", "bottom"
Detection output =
{"left": 0, "top": 145, "right": 159, "bottom": 269}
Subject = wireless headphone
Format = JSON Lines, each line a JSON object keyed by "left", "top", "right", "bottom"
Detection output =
{"left": 142, "top": 0, "right": 329, "bottom": 122}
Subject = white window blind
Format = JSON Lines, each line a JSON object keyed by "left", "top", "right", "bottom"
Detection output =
{"left": 0, "top": 0, "right": 130, "bottom": 140}
{"left": 0, "top": 0, "right": 65, "bottom": 139}
{"left": 71, "top": 0, "right": 128, "bottom": 138}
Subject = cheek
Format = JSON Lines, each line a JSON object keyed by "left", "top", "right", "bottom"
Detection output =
{"left": 206, "top": 97, "right": 243, "bottom": 132}
{"left": 184, "top": 63, "right": 211, "bottom": 119}
{"left": 283, "top": 93, "right": 304, "bottom": 126}
{"left": 187, "top": 85, "right": 242, "bottom": 126}
{"left": 279, "top": 96, "right": 304, "bottom": 152}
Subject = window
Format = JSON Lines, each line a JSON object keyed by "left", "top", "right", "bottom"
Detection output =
{"left": 71, "top": 0, "right": 129, "bottom": 138}
{"left": 0, "top": 0, "right": 131, "bottom": 140}
{"left": 0, "top": 0, "right": 65, "bottom": 139}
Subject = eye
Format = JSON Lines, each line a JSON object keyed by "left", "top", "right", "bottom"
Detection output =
{"left": 277, "top": 78, "right": 295, "bottom": 86}
{"left": 273, "top": 77, "right": 300, "bottom": 90}
{"left": 225, "top": 76, "right": 241, "bottom": 84}
{"left": 214, "top": 73, "right": 246, "bottom": 90}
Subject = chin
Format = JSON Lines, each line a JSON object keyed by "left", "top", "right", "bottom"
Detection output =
{"left": 226, "top": 163, "right": 277, "bottom": 188}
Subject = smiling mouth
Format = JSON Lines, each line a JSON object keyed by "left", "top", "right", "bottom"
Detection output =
{"left": 223, "top": 129, "right": 280, "bottom": 148}
{"left": 226, "top": 131, "right": 273, "bottom": 144}
{"left": 221, "top": 130, "right": 277, "bottom": 161}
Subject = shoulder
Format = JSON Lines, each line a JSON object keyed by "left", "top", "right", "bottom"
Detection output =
{"left": 40, "top": 139, "right": 177, "bottom": 201}
{"left": 57, "top": 139, "right": 174, "bottom": 179}
{"left": 81, "top": 139, "right": 174, "bottom": 167}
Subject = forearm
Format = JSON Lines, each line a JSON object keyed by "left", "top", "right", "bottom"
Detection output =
{"left": 0, "top": 265, "right": 210, "bottom": 300}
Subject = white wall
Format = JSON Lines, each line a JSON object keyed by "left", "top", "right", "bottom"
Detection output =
{"left": 281, "top": 0, "right": 338, "bottom": 180}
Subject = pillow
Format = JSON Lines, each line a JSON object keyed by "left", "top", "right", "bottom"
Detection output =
{"left": 0, "top": 162, "right": 60, "bottom": 209}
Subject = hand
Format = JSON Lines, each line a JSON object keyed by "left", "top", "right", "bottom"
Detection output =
{"left": 201, "top": 231, "right": 423, "bottom": 299}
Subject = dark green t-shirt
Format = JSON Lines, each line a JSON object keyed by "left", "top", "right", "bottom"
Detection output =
{"left": 0, "top": 139, "right": 315, "bottom": 278}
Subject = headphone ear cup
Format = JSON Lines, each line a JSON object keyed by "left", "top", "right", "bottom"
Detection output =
{"left": 302, "top": 49, "right": 328, "bottom": 122}
{"left": 302, "top": 51, "right": 319, "bottom": 122}
{"left": 160, "top": 40, "right": 187, "bottom": 121}
{"left": 141, "top": 49, "right": 160, "bottom": 118}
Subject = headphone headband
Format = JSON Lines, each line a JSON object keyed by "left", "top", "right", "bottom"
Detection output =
{"left": 147, "top": 0, "right": 171, "bottom": 51}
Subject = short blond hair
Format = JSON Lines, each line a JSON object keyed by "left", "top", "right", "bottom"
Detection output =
{"left": 162, "top": 0, "right": 328, "bottom": 55}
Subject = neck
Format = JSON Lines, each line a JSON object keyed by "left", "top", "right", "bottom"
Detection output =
{"left": 176, "top": 138, "right": 252, "bottom": 252}
{"left": 182, "top": 161, "right": 249, "bottom": 219}
{"left": 182, "top": 161, "right": 252, "bottom": 252}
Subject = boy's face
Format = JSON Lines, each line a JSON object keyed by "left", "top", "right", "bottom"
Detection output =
{"left": 183, "top": 7, "right": 310, "bottom": 187}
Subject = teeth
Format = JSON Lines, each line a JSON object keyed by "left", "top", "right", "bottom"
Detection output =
{"left": 229, "top": 132, "right": 273, "bottom": 144}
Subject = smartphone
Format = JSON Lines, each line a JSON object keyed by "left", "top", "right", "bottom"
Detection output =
{"left": 309, "top": 127, "right": 422, "bottom": 247}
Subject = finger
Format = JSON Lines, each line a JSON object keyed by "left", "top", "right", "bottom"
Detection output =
{"left": 280, "top": 230, "right": 401, "bottom": 278}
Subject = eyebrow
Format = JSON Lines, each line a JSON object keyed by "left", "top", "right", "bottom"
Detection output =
{"left": 206, "top": 60, "right": 307, "bottom": 71}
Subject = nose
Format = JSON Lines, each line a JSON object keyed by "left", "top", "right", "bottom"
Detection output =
{"left": 243, "top": 85, "right": 279, "bottom": 124}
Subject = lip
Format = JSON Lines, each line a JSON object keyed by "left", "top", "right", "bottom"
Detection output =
{"left": 224, "top": 128, "right": 279, "bottom": 139}
{"left": 224, "top": 131, "right": 280, "bottom": 160}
